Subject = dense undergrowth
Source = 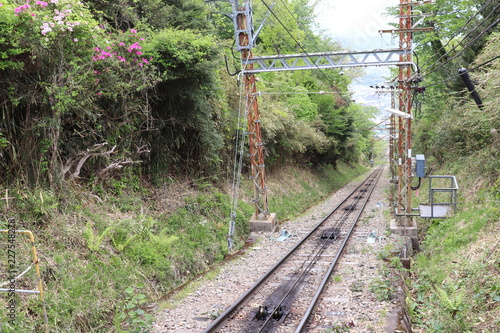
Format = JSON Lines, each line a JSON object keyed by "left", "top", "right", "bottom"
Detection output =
{"left": 0, "top": 162, "right": 366, "bottom": 332}
{"left": 407, "top": 169, "right": 499, "bottom": 332}
{"left": 405, "top": 29, "right": 500, "bottom": 333}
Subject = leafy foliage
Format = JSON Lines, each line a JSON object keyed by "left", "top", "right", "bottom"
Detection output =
{"left": 83, "top": 221, "right": 113, "bottom": 251}
{"left": 413, "top": 32, "right": 500, "bottom": 181}
{"left": 0, "top": 0, "right": 158, "bottom": 186}
{"left": 1, "top": 0, "right": 376, "bottom": 186}
{"left": 115, "top": 286, "right": 154, "bottom": 333}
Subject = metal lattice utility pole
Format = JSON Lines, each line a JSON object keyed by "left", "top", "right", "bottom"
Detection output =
{"left": 378, "top": 0, "right": 434, "bottom": 265}
{"left": 380, "top": 0, "right": 434, "bottom": 224}
{"left": 389, "top": 95, "right": 397, "bottom": 215}
{"left": 232, "top": 0, "right": 276, "bottom": 230}
{"left": 398, "top": 0, "right": 413, "bottom": 221}
{"left": 225, "top": 0, "right": 432, "bottom": 232}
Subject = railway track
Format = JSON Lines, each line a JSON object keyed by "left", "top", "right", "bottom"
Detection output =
{"left": 203, "top": 166, "right": 384, "bottom": 333}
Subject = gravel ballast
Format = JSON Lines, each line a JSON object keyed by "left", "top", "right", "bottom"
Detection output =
{"left": 152, "top": 166, "right": 407, "bottom": 332}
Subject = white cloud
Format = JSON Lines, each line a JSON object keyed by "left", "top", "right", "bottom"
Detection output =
{"left": 315, "top": 0, "right": 399, "bottom": 50}
{"left": 314, "top": 0, "right": 400, "bottom": 114}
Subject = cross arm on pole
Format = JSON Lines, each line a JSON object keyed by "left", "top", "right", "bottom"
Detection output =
{"left": 241, "top": 49, "right": 415, "bottom": 74}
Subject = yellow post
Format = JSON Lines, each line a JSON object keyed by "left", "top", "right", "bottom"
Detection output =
{"left": 1, "top": 229, "right": 49, "bottom": 332}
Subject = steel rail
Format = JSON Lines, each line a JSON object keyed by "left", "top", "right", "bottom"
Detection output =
{"left": 295, "top": 166, "right": 384, "bottom": 332}
{"left": 255, "top": 167, "right": 382, "bottom": 332}
{"left": 202, "top": 166, "right": 384, "bottom": 333}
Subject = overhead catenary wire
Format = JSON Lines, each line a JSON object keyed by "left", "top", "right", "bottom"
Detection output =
{"left": 258, "top": 0, "right": 352, "bottom": 106}
{"left": 423, "top": 53, "right": 500, "bottom": 89}
{"left": 423, "top": 15, "right": 500, "bottom": 78}
{"left": 274, "top": 0, "right": 353, "bottom": 92}
{"left": 276, "top": 0, "right": 327, "bottom": 53}
{"left": 422, "top": 0, "right": 494, "bottom": 68}
{"left": 421, "top": 1, "right": 500, "bottom": 75}
{"left": 421, "top": 2, "right": 500, "bottom": 76}
{"left": 228, "top": 57, "right": 253, "bottom": 251}
{"left": 254, "top": 78, "right": 360, "bottom": 98}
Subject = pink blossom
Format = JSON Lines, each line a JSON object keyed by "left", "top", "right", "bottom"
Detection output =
{"left": 0, "top": 3, "right": 3, "bottom": 6}
{"left": 107, "top": 46, "right": 111, "bottom": 50}
{"left": 97, "top": 92, "right": 102, "bottom": 95}
{"left": 139, "top": 63, "right": 143, "bottom": 67}
{"left": 119, "top": 42, "right": 125, "bottom": 46}
{"left": 35, "top": 1, "right": 48, "bottom": 7}
{"left": 94, "top": 47, "right": 100, "bottom": 51}
{"left": 128, "top": 42, "right": 141, "bottom": 50}
{"left": 100, "top": 51, "right": 113, "bottom": 58}
{"left": 41, "top": 22, "right": 52, "bottom": 35}
{"left": 14, "top": 4, "right": 30, "bottom": 13}
{"left": 50, "top": 0, "right": 58, "bottom": 3}
{"left": 140, "top": 38, "right": 144, "bottom": 41}
{"left": 73, "top": 38, "right": 78, "bottom": 42}
{"left": 136, "top": 51, "right": 142, "bottom": 55}
{"left": 142, "top": 58, "right": 149, "bottom": 64}
{"left": 130, "top": 29, "right": 137, "bottom": 33}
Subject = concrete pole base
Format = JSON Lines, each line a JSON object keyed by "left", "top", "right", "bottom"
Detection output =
{"left": 389, "top": 218, "right": 418, "bottom": 237}
{"left": 249, "top": 213, "right": 277, "bottom": 232}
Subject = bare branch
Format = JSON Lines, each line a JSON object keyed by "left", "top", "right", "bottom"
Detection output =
{"left": 62, "top": 142, "right": 119, "bottom": 180}
{"left": 95, "top": 159, "right": 142, "bottom": 184}
{"left": 136, "top": 145, "right": 151, "bottom": 155}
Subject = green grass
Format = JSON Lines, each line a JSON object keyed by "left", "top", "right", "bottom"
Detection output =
{"left": 267, "top": 163, "right": 367, "bottom": 221}
{"left": 0, "top": 162, "right": 367, "bottom": 332}
{"left": 408, "top": 185, "right": 499, "bottom": 332}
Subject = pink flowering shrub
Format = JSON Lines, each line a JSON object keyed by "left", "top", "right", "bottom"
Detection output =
{"left": 1, "top": 0, "right": 158, "bottom": 190}
{"left": 3, "top": 0, "right": 155, "bottom": 100}
{"left": 90, "top": 27, "right": 156, "bottom": 97}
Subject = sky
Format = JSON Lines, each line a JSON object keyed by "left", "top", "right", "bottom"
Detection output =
{"left": 314, "top": 0, "right": 400, "bottom": 114}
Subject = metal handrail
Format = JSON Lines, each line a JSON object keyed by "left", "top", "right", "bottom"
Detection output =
{"left": 428, "top": 175, "right": 459, "bottom": 217}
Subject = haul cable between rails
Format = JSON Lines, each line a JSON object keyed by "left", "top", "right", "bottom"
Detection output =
{"left": 203, "top": 165, "right": 384, "bottom": 333}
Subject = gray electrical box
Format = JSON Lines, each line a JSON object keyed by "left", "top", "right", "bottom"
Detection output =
{"left": 415, "top": 154, "right": 426, "bottom": 177}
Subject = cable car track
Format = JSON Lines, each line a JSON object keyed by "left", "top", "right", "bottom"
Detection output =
{"left": 202, "top": 166, "right": 384, "bottom": 333}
